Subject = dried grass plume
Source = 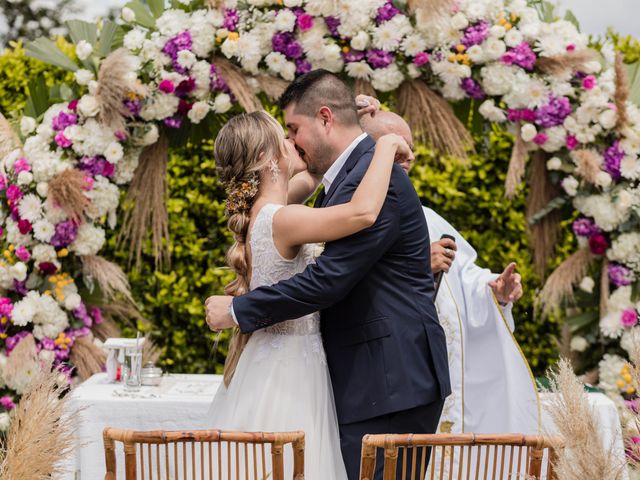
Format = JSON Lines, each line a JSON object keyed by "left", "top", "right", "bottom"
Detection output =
{"left": 0, "top": 368, "right": 76, "bottom": 480}
{"left": 539, "top": 248, "right": 593, "bottom": 316}
{"left": 47, "top": 168, "right": 89, "bottom": 224}
{"left": 118, "top": 135, "right": 170, "bottom": 269}
{"left": 0, "top": 113, "right": 22, "bottom": 161}
{"left": 397, "top": 79, "right": 472, "bottom": 161}
{"left": 354, "top": 79, "right": 377, "bottom": 98}
{"left": 573, "top": 149, "right": 603, "bottom": 184}
{"left": 212, "top": 56, "right": 262, "bottom": 112}
{"left": 254, "top": 74, "right": 290, "bottom": 102}
{"left": 407, "top": 0, "right": 451, "bottom": 16}
{"left": 81, "top": 255, "right": 134, "bottom": 303}
{"left": 614, "top": 52, "right": 630, "bottom": 133}
{"left": 544, "top": 358, "right": 626, "bottom": 480}
{"left": 537, "top": 49, "right": 596, "bottom": 76}
{"left": 69, "top": 334, "right": 107, "bottom": 381}
{"left": 2, "top": 336, "right": 40, "bottom": 395}
{"left": 96, "top": 48, "right": 147, "bottom": 132}
{"left": 527, "top": 151, "right": 562, "bottom": 278}
{"left": 505, "top": 127, "right": 528, "bottom": 198}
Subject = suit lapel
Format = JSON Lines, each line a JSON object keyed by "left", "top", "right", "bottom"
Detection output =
{"left": 321, "top": 135, "right": 375, "bottom": 207}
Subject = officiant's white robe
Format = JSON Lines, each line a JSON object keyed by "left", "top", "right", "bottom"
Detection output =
{"left": 424, "top": 207, "right": 540, "bottom": 435}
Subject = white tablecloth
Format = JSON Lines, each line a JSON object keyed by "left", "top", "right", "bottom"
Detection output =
{"left": 64, "top": 374, "right": 628, "bottom": 479}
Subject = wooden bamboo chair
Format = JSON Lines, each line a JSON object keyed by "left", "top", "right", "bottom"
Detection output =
{"left": 359, "top": 433, "right": 563, "bottom": 480}
{"left": 103, "top": 428, "right": 305, "bottom": 480}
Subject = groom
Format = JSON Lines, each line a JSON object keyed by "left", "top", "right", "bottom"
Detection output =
{"left": 206, "top": 69, "right": 450, "bottom": 478}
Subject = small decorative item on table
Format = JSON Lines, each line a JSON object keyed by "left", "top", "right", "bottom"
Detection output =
{"left": 141, "top": 362, "right": 163, "bottom": 386}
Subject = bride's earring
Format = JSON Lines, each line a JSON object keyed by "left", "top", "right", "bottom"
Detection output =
{"left": 269, "top": 159, "right": 280, "bottom": 183}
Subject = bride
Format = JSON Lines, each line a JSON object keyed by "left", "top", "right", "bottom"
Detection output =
{"left": 206, "top": 110, "right": 409, "bottom": 477}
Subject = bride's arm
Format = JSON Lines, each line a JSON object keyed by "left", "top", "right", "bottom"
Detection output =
{"left": 273, "top": 133, "right": 409, "bottom": 247}
{"left": 287, "top": 171, "right": 323, "bottom": 204}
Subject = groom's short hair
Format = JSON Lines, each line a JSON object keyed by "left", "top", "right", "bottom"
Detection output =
{"left": 278, "top": 69, "right": 358, "bottom": 126}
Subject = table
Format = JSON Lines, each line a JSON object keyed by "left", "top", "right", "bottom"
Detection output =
{"left": 64, "top": 374, "right": 628, "bottom": 479}
{"left": 64, "top": 373, "right": 223, "bottom": 480}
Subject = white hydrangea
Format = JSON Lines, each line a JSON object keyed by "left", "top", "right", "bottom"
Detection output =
{"left": 598, "top": 353, "right": 628, "bottom": 395}
{"left": 20, "top": 116, "right": 37, "bottom": 136}
{"left": 480, "top": 64, "right": 517, "bottom": 96}
{"left": 350, "top": 31, "right": 370, "bottom": 51}
{"left": 114, "top": 149, "right": 141, "bottom": 185}
{"left": 177, "top": 50, "right": 197, "bottom": 70}
{"left": 370, "top": 64, "right": 405, "bottom": 92}
{"left": 187, "top": 101, "right": 210, "bottom": 124}
{"left": 274, "top": 9, "right": 296, "bottom": 32}
{"left": 5, "top": 218, "right": 32, "bottom": 247}
{"left": 561, "top": 176, "right": 579, "bottom": 196}
{"left": 156, "top": 9, "right": 191, "bottom": 37}
{"left": 574, "top": 194, "right": 630, "bottom": 232}
{"left": 31, "top": 293, "right": 69, "bottom": 340}
{"left": 85, "top": 176, "right": 120, "bottom": 225}
{"left": 17, "top": 171, "right": 33, "bottom": 186}
{"left": 213, "top": 93, "right": 232, "bottom": 114}
{"left": 70, "top": 223, "right": 106, "bottom": 256}
{"left": 607, "top": 232, "right": 640, "bottom": 271}
{"left": 124, "top": 29, "right": 147, "bottom": 51}
{"left": 140, "top": 93, "right": 180, "bottom": 121}
{"left": 77, "top": 95, "right": 100, "bottom": 118}
{"left": 32, "top": 244, "right": 57, "bottom": 263}
{"left": 12, "top": 291, "right": 40, "bottom": 326}
{"left": 541, "top": 126, "right": 567, "bottom": 153}
{"left": 621, "top": 328, "right": 640, "bottom": 355}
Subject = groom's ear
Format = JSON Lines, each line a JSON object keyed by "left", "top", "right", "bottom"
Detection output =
{"left": 318, "top": 106, "right": 333, "bottom": 128}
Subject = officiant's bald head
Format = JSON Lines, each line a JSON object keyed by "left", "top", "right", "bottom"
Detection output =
{"left": 360, "top": 111, "right": 415, "bottom": 172}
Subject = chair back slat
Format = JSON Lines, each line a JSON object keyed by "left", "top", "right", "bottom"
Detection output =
{"left": 103, "top": 428, "right": 305, "bottom": 480}
{"left": 360, "top": 434, "right": 563, "bottom": 480}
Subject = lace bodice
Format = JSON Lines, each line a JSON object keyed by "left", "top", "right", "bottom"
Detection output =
{"left": 249, "top": 203, "right": 320, "bottom": 335}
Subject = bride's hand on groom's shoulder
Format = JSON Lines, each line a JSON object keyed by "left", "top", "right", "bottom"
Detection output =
{"left": 356, "top": 94, "right": 380, "bottom": 117}
{"left": 205, "top": 295, "right": 235, "bottom": 331}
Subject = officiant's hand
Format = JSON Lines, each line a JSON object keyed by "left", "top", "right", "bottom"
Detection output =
{"left": 205, "top": 295, "right": 235, "bottom": 331}
{"left": 431, "top": 238, "right": 457, "bottom": 273}
{"left": 488, "top": 262, "right": 523, "bottom": 305}
{"left": 356, "top": 94, "right": 380, "bottom": 117}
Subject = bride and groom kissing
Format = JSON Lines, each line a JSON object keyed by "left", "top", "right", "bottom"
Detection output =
{"left": 205, "top": 68, "right": 452, "bottom": 479}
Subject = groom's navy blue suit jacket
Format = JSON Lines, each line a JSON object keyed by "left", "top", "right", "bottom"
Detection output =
{"left": 235, "top": 135, "right": 451, "bottom": 424}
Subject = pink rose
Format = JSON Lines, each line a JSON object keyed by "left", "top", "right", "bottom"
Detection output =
{"left": 158, "top": 79, "right": 175, "bottom": 94}
{"left": 588, "top": 234, "right": 608, "bottom": 255}
{"left": 533, "top": 133, "right": 548, "bottom": 145}
{"left": 566, "top": 135, "right": 578, "bottom": 150}
{"left": 621, "top": 308, "right": 638, "bottom": 328}
{"left": 582, "top": 75, "right": 597, "bottom": 90}
{"left": 413, "top": 52, "right": 430, "bottom": 67}
{"left": 297, "top": 14, "right": 314, "bottom": 31}
{"left": 54, "top": 132, "right": 72, "bottom": 148}
{"left": 15, "top": 246, "right": 30, "bottom": 262}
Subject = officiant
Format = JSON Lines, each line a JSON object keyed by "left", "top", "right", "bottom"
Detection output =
{"left": 360, "top": 108, "right": 540, "bottom": 436}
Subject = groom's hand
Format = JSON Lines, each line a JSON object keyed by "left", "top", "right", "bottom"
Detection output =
{"left": 205, "top": 295, "right": 235, "bottom": 331}
{"left": 488, "top": 262, "right": 523, "bottom": 305}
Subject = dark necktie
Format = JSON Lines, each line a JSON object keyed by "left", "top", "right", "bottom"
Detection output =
{"left": 313, "top": 185, "right": 326, "bottom": 208}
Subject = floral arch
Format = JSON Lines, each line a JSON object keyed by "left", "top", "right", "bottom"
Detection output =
{"left": 0, "top": 0, "right": 639, "bottom": 428}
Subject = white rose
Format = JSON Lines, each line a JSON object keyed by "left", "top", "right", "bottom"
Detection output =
{"left": 75, "top": 40, "right": 93, "bottom": 61}
{"left": 17, "top": 171, "right": 33, "bottom": 186}
{"left": 478, "top": 99, "right": 506, "bottom": 122}
{"left": 561, "top": 176, "right": 579, "bottom": 196}
{"left": 520, "top": 123, "right": 537, "bottom": 142}
{"left": 187, "top": 101, "right": 210, "bottom": 124}
{"left": 213, "top": 93, "right": 232, "bottom": 114}
{"left": 274, "top": 9, "right": 296, "bottom": 32}
{"left": 595, "top": 171, "right": 612, "bottom": 189}
{"left": 579, "top": 276, "right": 595, "bottom": 293}
{"left": 570, "top": 336, "right": 589, "bottom": 352}
{"left": 20, "top": 116, "right": 37, "bottom": 136}
{"left": 64, "top": 293, "right": 82, "bottom": 311}
{"left": 121, "top": 7, "right": 136, "bottom": 22}
{"left": 490, "top": 25, "right": 506, "bottom": 38}
{"left": 504, "top": 29, "right": 523, "bottom": 47}
{"left": 450, "top": 13, "right": 469, "bottom": 30}
{"left": 0, "top": 413, "right": 10, "bottom": 432}
{"left": 546, "top": 157, "right": 562, "bottom": 170}
{"left": 350, "top": 31, "right": 370, "bottom": 51}
{"left": 467, "top": 45, "right": 484, "bottom": 62}
{"left": 598, "top": 109, "right": 617, "bottom": 130}
{"left": 36, "top": 182, "right": 48, "bottom": 197}
{"left": 74, "top": 69, "right": 94, "bottom": 85}
{"left": 280, "top": 61, "right": 296, "bottom": 81}
{"left": 77, "top": 95, "right": 100, "bottom": 117}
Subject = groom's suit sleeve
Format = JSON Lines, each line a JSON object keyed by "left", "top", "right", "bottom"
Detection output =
{"left": 233, "top": 165, "right": 404, "bottom": 334}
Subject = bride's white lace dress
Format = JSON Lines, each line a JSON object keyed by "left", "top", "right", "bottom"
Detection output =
{"left": 207, "top": 203, "right": 348, "bottom": 479}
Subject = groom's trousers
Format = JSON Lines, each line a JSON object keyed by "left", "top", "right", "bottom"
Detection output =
{"left": 339, "top": 399, "right": 445, "bottom": 480}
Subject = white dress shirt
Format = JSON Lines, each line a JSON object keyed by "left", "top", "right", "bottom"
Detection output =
{"left": 230, "top": 132, "right": 368, "bottom": 324}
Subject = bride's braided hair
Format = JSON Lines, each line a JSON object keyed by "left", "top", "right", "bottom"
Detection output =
{"left": 214, "top": 111, "right": 286, "bottom": 385}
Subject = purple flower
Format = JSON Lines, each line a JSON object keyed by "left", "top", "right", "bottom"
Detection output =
{"left": 460, "top": 77, "right": 485, "bottom": 100}
{"left": 210, "top": 64, "right": 231, "bottom": 94}
{"left": 164, "top": 116, "right": 183, "bottom": 129}
{"left": 501, "top": 42, "right": 537, "bottom": 70}
{"left": 295, "top": 58, "right": 312, "bottom": 75}
{"left": 54, "top": 132, "right": 72, "bottom": 148}
{"left": 50, "top": 220, "right": 78, "bottom": 248}
{"left": 162, "top": 31, "right": 193, "bottom": 74}
{"left": 0, "top": 298, "right": 13, "bottom": 318}
{"left": 376, "top": 1, "right": 400, "bottom": 24}
{"left": 13, "top": 280, "right": 27, "bottom": 296}
{"left": 603, "top": 141, "right": 624, "bottom": 180}
{"left": 223, "top": 8, "right": 239, "bottom": 31}
{"left": 366, "top": 49, "right": 395, "bottom": 69}
{"left": 535, "top": 96, "right": 572, "bottom": 128}
{"left": 91, "top": 306, "right": 104, "bottom": 325}
{"left": 342, "top": 49, "right": 366, "bottom": 63}
{"left": 68, "top": 99, "right": 78, "bottom": 111}
{"left": 461, "top": 21, "right": 490, "bottom": 48}
{"left": 324, "top": 16, "right": 341, "bottom": 37}
{"left": 158, "top": 79, "right": 175, "bottom": 94}
{"left": 73, "top": 302, "right": 93, "bottom": 328}
{"left": 413, "top": 52, "right": 430, "bottom": 67}
{"left": 285, "top": 41, "right": 303, "bottom": 59}
{"left": 124, "top": 99, "right": 142, "bottom": 116}
{"left": 78, "top": 155, "right": 115, "bottom": 178}
{"left": 6, "top": 184, "right": 23, "bottom": 203}
{"left": 272, "top": 32, "right": 302, "bottom": 60}
{"left": 114, "top": 131, "right": 127, "bottom": 141}
{"left": 0, "top": 175, "right": 6, "bottom": 191}
{"left": 609, "top": 263, "right": 635, "bottom": 287}
{"left": 621, "top": 308, "right": 638, "bottom": 328}
{"left": 52, "top": 110, "right": 77, "bottom": 131}
{"left": 507, "top": 108, "right": 536, "bottom": 123}
{"left": 572, "top": 218, "right": 600, "bottom": 237}
{"left": 0, "top": 396, "right": 15, "bottom": 410}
